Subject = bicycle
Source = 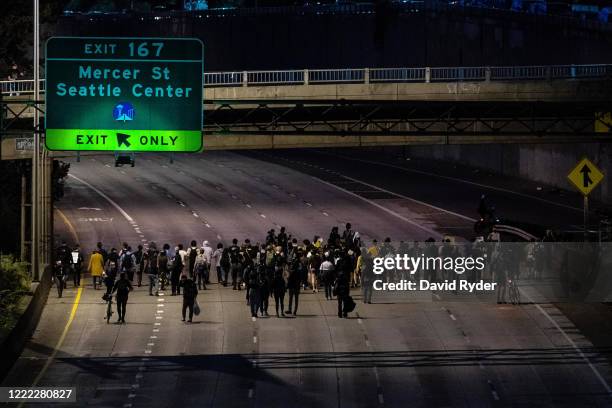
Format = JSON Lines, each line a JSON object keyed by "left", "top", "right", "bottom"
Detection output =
{"left": 103, "top": 293, "right": 114, "bottom": 323}
{"left": 508, "top": 278, "right": 521, "bottom": 305}
{"left": 159, "top": 271, "right": 168, "bottom": 291}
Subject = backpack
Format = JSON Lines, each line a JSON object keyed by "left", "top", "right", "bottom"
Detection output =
{"left": 189, "top": 248, "right": 198, "bottom": 266}
{"left": 158, "top": 253, "right": 169, "bottom": 271}
{"left": 122, "top": 254, "right": 133, "bottom": 270}
{"left": 147, "top": 250, "right": 159, "bottom": 274}
{"left": 265, "top": 251, "right": 274, "bottom": 267}
{"left": 172, "top": 253, "right": 183, "bottom": 271}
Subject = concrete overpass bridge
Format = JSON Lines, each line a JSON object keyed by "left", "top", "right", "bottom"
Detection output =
{"left": 2, "top": 64, "right": 612, "bottom": 159}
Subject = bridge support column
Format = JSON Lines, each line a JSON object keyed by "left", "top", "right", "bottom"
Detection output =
{"left": 425, "top": 67, "right": 431, "bottom": 83}
{"left": 485, "top": 67, "right": 491, "bottom": 82}
{"left": 242, "top": 71, "right": 248, "bottom": 87}
{"left": 304, "top": 69, "right": 309, "bottom": 85}
{"left": 364, "top": 68, "right": 370, "bottom": 84}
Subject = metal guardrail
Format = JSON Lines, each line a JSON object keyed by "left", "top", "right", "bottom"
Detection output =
{"left": 2, "top": 64, "right": 611, "bottom": 95}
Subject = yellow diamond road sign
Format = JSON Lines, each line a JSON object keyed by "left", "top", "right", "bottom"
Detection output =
{"left": 568, "top": 158, "right": 604, "bottom": 196}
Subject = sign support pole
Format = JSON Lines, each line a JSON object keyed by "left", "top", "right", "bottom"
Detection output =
{"left": 31, "top": 0, "right": 40, "bottom": 281}
{"left": 584, "top": 195, "right": 589, "bottom": 242}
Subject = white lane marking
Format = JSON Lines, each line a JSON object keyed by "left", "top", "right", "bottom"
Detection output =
{"left": 260, "top": 214, "right": 266, "bottom": 219}
{"left": 152, "top": 329, "right": 160, "bottom": 332}
{"left": 157, "top": 304, "right": 164, "bottom": 307}
{"left": 253, "top": 336, "right": 258, "bottom": 344}
{"left": 378, "top": 394, "right": 385, "bottom": 404}
{"left": 314, "top": 177, "right": 442, "bottom": 238}
{"left": 519, "top": 290, "right": 612, "bottom": 395}
{"left": 217, "top": 234, "right": 222, "bottom": 240}
{"left": 304, "top": 202, "right": 313, "bottom": 207}
{"left": 357, "top": 318, "right": 363, "bottom": 325}
{"left": 155, "top": 316, "right": 163, "bottom": 319}
{"left": 536, "top": 301, "right": 612, "bottom": 395}
{"left": 193, "top": 213, "right": 199, "bottom": 218}
{"left": 69, "top": 174, "right": 135, "bottom": 223}
{"left": 156, "top": 310, "right": 164, "bottom": 314}
{"left": 105, "top": 164, "right": 111, "bottom": 168}
{"left": 322, "top": 212, "right": 329, "bottom": 217}
{"left": 449, "top": 314, "right": 457, "bottom": 321}
{"left": 150, "top": 336, "right": 158, "bottom": 339}
{"left": 248, "top": 388, "right": 254, "bottom": 398}
{"left": 246, "top": 204, "right": 252, "bottom": 208}
{"left": 157, "top": 298, "right": 164, "bottom": 302}
{"left": 154, "top": 322, "right": 161, "bottom": 326}
{"left": 178, "top": 201, "right": 186, "bottom": 207}
{"left": 334, "top": 155, "right": 582, "bottom": 212}
{"left": 205, "top": 223, "right": 211, "bottom": 228}
{"left": 144, "top": 350, "right": 152, "bottom": 354}
{"left": 340, "top": 173, "right": 475, "bottom": 222}
{"left": 120, "top": 171, "right": 126, "bottom": 175}
{"left": 147, "top": 343, "right": 155, "bottom": 346}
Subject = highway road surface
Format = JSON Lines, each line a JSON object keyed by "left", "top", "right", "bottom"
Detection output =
{"left": 3, "top": 151, "right": 612, "bottom": 407}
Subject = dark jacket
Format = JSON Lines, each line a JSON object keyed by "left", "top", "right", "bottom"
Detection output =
{"left": 181, "top": 278, "right": 198, "bottom": 301}
{"left": 334, "top": 275, "right": 350, "bottom": 298}
{"left": 112, "top": 278, "right": 133, "bottom": 298}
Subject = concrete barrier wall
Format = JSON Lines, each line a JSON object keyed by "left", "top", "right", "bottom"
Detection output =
{"left": 0, "top": 265, "right": 52, "bottom": 381}
{"left": 405, "top": 143, "right": 612, "bottom": 204}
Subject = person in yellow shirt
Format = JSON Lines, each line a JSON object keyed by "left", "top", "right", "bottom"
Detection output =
{"left": 367, "top": 239, "right": 379, "bottom": 258}
{"left": 88, "top": 250, "right": 105, "bottom": 290}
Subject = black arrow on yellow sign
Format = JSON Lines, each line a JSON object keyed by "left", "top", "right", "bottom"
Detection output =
{"left": 580, "top": 164, "right": 593, "bottom": 188}
{"left": 117, "top": 133, "right": 131, "bottom": 148}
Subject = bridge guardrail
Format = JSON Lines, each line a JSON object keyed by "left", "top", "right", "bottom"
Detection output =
{"left": 2, "top": 64, "right": 611, "bottom": 95}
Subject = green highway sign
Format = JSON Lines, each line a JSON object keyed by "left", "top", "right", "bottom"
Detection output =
{"left": 45, "top": 37, "right": 203, "bottom": 152}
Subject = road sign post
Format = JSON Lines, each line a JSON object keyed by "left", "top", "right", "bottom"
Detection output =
{"left": 45, "top": 37, "right": 204, "bottom": 152}
{"left": 567, "top": 157, "right": 605, "bottom": 241}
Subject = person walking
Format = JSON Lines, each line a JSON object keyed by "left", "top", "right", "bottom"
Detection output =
{"left": 229, "top": 239, "right": 243, "bottom": 290}
{"left": 320, "top": 256, "right": 335, "bottom": 300}
{"left": 211, "top": 243, "right": 224, "bottom": 284}
{"left": 287, "top": 256, "right": 303, "bottom": 315}
{"left": 334, "top": 272, "right": 350, "bottom": 318}
{"left": 194, "top": 248, "right": 208, "bottom": 290}
{"left": 187, "top": 240, "right": 199, "bottom": 281}
{"left": 247, "top": 264, "right": 261, "bottom": 319}
{"left": 143, "top": 242, "right": 160, "bottom": 296}
{"left": 133, "top": 244, "right": 144, "bottom": 286}
{"left": 119, "top": 245, "right": 136, "bottom": 282}
{"left": 171, "top": 245, "right": 184, "bottom": 296}
{"left": 258, "top": 264, "right": 270, "bottom": 317}
{"left": 71, "top": 244, "right": 84, "bottom": 288}
{"left": 103, "top": 251, "right": 119, "bottom": 296}
{"left": 272, "top": 261, "right": 287, "bottom": 317}
{"left": 112, "top": 272, "right": 133, "bottom": 323}
{"left": 202, "top": 240, "right": 214, "bottom": 284}
{"left": 361, "top": 250, "right": 374, "bottom": 304}
{"left": 180, "top": 275, "right": 198, "bottom": 322}
{"left": 88, "top": 249, "right": 104, "bottom": 290}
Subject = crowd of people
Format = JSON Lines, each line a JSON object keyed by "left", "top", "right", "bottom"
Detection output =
{"left": 54, "top": 223, "right": 373, "bottom": 324}
{"left": 54, "top": 219, "right": 549, "bottom": 323}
